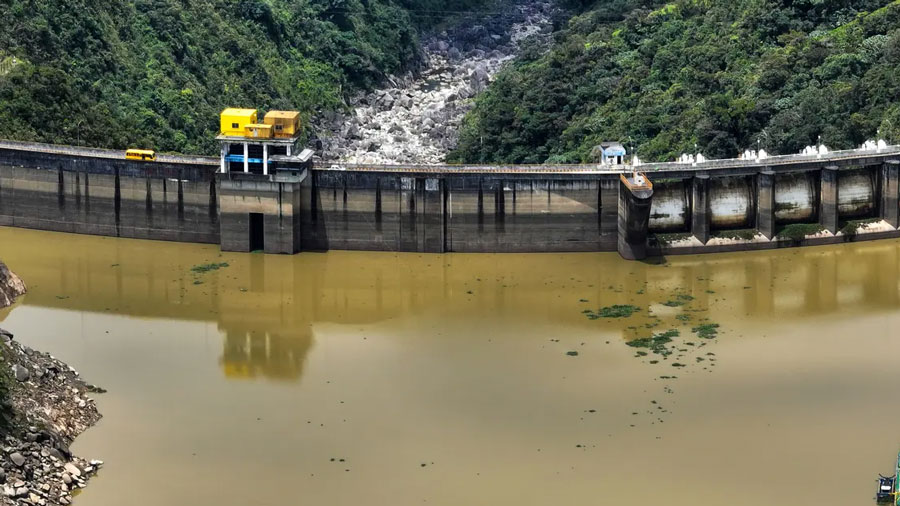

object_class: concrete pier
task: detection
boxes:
[218,173,304,254]
[756,170,775,239]
[883,160,900,228]
[691,174,710,244]
[617,174,653,260]
[819,165,839,234]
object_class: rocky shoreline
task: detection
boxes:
[0,262,104,506]
[317,0,560,164]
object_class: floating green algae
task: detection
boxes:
[691,323,720,339]
[584,304,640,319]
[190,262,229,274]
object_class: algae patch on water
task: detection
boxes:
[190,262,229,274]
[626,329,679,356]
[583,304,640,319]
[691,323,720,339]
[662,294,694,307]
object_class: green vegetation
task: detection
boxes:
[652,232,692,245]
[691,322,720,339]
[776,223,825,240]
[450,0,900,163]
[712,229,758,241]
[190,262,229,274]
[584,304,640,319]
[839,217,880,236]
[0,0,487,153]
[626,329,679,356]
[662,294,694,307]
[0,345,14,429]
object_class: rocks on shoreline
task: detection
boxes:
[0,328,104,506]
[1,261,104,506]
[0,263,25,309]
[316,0,559,164]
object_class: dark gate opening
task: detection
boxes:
[249,213,265,252]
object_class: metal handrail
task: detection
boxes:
[1,138,898,174]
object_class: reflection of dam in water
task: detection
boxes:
[4,227,900,381]
[220,329,311,381]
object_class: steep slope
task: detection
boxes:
[320,1,558,163]
[0,0,487,155]
[450,0,900,163]
[0,261,25,309]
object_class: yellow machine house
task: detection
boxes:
[217,107,304,176]
[263,111,301,138]
[220,108,258,137]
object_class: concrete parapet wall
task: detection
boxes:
[445,177,613,252]
[0,148,218,243]
[301,171,618,253]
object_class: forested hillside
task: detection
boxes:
[451,0,900,163]
[0,0,485,154]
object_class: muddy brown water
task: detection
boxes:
[1,226,899,505]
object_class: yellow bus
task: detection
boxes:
[125,149,156,161]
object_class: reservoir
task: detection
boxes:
[1,226,899,505]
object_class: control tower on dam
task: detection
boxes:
[0,128,899,259]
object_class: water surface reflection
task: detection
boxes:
[2,228,900,506]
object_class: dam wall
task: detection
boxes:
[299,171,621,252]
[1,140,900,259]
[0,147,219,244]
[645,159,899,255]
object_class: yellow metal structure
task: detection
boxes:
[263,110,301,138]
[125,149,156,161]
[220,108,257,137]
[244,123,273,138]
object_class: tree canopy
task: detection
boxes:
[450,0,900,163]
[0,0,486,154]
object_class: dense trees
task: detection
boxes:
[451,0,900,163]
[0,0,485,154]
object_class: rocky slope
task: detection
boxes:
[1,262,104,505]
[318,1,560,164]
[0,263,24,309]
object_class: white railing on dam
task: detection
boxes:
[313,144,900,174]
[2,138,899,174]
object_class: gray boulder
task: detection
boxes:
[13,364,29,382]
[9,452,25,467]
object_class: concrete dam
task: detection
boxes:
[1,139,899,260]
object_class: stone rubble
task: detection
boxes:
[317,1,559,165]
[0,263,25,309]
[0,328,104,506]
